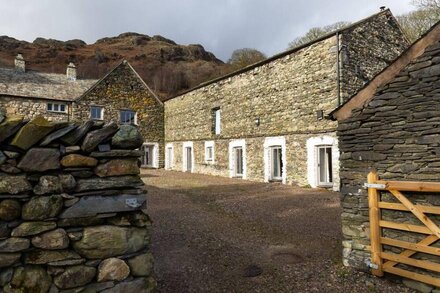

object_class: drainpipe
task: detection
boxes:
[336,32,341,106]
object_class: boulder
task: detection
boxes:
[107,211,151,228]
[17,148,60,172]
[61,154,98,168]
[10,116,58,150]
[0,199,21,220]
[95,159,140,177]
[53,265,96,289]
[97,258,130,282]
[0,253,20,268]
[3,151,20,159]
[81,122,118,152]
[127,252,154,277]
[31,228,69,250]
[111,125,144,149]
[11,221,56,237]
[0,115,24,143]
[60,120,94,146]
[22,195,63,220]
[73,225,149,259]
[33,175,63,195]
[40,123,77,146]
[0,267,13,286]
[0,237,30,252]
[3,266,51,293]
[65,145,81,154]
[0,175,32,195]
[75,176,143,192]
[25,249,82,264]
[0,222,11,238]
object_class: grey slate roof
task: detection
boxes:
[0,68,98,101]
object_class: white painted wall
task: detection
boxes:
[228,139,246,179]
[306,136,340,191]
[263,136,287,184]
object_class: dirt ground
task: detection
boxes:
[143,169,413,293]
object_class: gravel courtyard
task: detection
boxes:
[143,169,412,292]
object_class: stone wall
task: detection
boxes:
[337,40,440,279]
[74,61,165,168]
[340,10,409,101]
[0,114,155,292]
[0,96,72,122]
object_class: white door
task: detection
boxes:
[142,145,154,167]
[234,147,243,177]
[166,147,173,169]
[317,146,333,186]
[185,147,192,172]
[270,146,283,181]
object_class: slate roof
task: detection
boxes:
[0,68,98,101]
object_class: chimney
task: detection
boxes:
[66,62,77,81]
[15,54,25,73]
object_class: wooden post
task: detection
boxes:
[368,171,384,277]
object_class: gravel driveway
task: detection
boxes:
[143,169,412,292]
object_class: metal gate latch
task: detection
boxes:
[364,183,386,189]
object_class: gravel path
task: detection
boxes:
[143,169,413,293]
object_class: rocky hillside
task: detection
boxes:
[0,33,231,100]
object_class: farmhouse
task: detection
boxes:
[332,20,440,287]
[0,57,164,168]
[164,9,409,190]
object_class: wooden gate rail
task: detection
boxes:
[366,171,440,287]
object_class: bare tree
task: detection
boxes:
[227,48,266,70]
[397,8,439,41]
[287,22,350,49]
[412,0,440,11]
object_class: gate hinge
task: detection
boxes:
[364,183,386,189]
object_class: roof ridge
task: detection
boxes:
[166,9,393,101]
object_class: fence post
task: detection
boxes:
[368,171,384,277]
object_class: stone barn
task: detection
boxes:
[332,20,440,289]
[164,9,409,190]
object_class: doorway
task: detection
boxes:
[185,146,193,172]
[317,146,333,186]
[141,144,155,167]
[270,146,283,181]
[233,146,243,177]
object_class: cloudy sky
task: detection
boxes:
[0,0,415,61]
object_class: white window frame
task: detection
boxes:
[90,106,104,120]
[165,143,174,170]
[182,141,194,173]
[47,102,68,113]
[120,109,137,125]
[204,141,215,164]
[229,139,246,179]
[306,136,340,191]
[264,136,287,184]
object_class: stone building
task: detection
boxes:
[0,55,164,168]
[331,20,440,282]
[164,10,409,190]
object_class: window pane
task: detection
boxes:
[54,104,59,111]
[120,110,136,124]
[215,110,221,134]
[91,106,103,119]
[47,103,53,111]
[60,104,66,112]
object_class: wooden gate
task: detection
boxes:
[367,171,440,287]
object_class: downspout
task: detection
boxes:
[336,31,341,106]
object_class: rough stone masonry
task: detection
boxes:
[0,114,155,292]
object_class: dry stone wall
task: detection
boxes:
[337,40,440,281]
[0,114,155,292]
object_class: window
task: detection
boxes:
[212,107,221,135]
[47,103,67,113]
[120,110,137,125]
[204,141,215,164]
[90,106,104,120]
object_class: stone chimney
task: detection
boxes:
[15,54,25,73]
[66,62,77,81]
